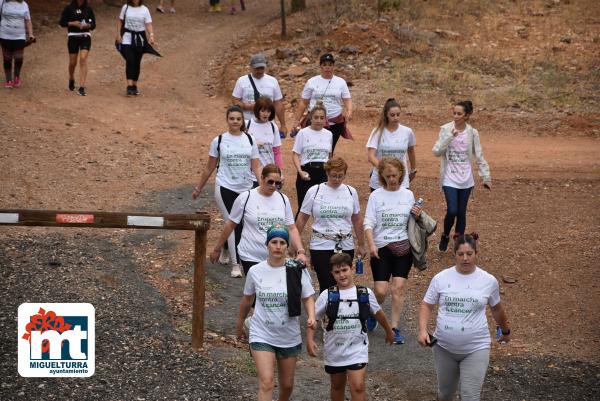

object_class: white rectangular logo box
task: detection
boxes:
[18,303,95,377]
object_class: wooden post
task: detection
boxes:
[280,0,287,38]
[192,228,207,350]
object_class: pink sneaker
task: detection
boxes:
[12,76,21,88]
[4,80,13,88]
[230,6,236,14]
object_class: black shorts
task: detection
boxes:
[68,35,92,54]
[325,363,367,374]
[370,246,412,281]
[0,39,26,51]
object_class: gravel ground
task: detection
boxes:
[1,187,598,401]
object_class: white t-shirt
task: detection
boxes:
[364,187,414,248]
[443,130,475,189]
[366,125,416,190]
[229,189,294,262]
[244,261,315,347]
[300,183,360,250]
[0,1,30,40]
[292,127,333,166]
[119,5,152,45]
[232,74,284,121]
[315,286,381,366]
[423,266,500,354]
[247,119,281,168]
[301,75,351,120]
[208,132,259,193]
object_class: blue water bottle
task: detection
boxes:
[356,256,363,275]
[412,198,424,217]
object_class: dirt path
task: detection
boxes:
[1,0,599,400]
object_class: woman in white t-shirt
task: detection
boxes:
[246,96,284,175]
[237,224,316,401]
[293,53,352,154]
[364,157,423,345]
[193,105,261,278]
[418,233,511,401]
[432,100,491,252]
[209,164,307,275]
[115,0,155,96]
[367,98,417,191]
[292,102,333,215]
[295,157,365,293]
[0,0,34,88]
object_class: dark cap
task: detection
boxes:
[319,53,335,64]
[250,53,267,68]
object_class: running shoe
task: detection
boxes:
[69,79,75,91]
[78,87,86,96]
[230,6,236,14]
[169,7,176,13]
[126,86,135,96]
[156,6,165,13]
[132,85,139,95]
[214,4,221,12]
[438,234,449,252]
[392,327,405,344]
[218,248,230,265]
[240,0,246,10]
[366,316,378,332]
[12,76,21,88]
[5,80,13,88]
[230,264,243,278]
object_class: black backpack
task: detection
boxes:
[325,285,371,333]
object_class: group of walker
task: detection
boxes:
[191,54,510,401]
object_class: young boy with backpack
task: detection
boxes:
[307,253,394,401]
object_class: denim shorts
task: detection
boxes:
[250,342,302,359]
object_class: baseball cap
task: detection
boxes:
[250,53,267,68]
[319,53,335,64]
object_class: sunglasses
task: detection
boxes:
[266,179,283,187]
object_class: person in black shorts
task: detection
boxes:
[60,0,96,96]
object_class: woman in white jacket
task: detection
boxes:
[432,101,491,252]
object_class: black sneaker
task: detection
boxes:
[126,86,135,96]
[69,79,75,91]
[438,234,449,252]
[132,85,139,95]
[78,87,86,96]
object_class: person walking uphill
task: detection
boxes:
[432,100,491,252]
[116,0,159,96]
[232,53,288,137]
[60,0,96,96]
[0,0,35,88]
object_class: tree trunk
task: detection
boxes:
[291,0,306,13]
[280,0,287,37]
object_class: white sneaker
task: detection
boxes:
[218,248,230,265]
[169,7,176,13]
[230,264,243,278]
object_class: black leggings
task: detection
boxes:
[329,122,344,155]
[121,45,144,81]
[311,249,355,293]
[295,162,327,216]
[1,40,25,81]
[217,185,243,258]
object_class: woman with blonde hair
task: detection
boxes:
[364,157,423,343]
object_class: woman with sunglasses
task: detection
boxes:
[210,164,307,275]
[367,98,417,192]
[292,102,333,215]
[295,157,365,293]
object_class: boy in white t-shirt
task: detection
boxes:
[307,253,394,401]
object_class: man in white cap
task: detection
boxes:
[232,53,288,136]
